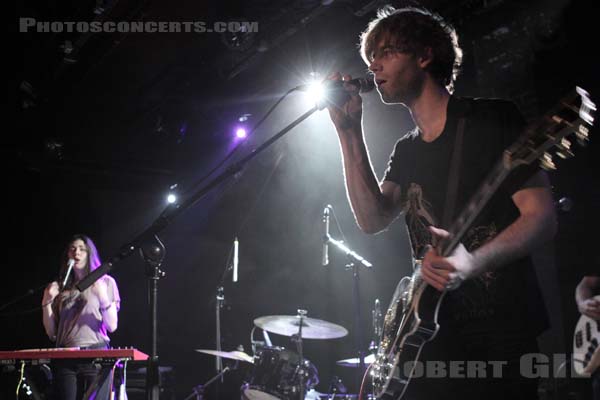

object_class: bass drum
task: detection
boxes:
[242,346,319,400]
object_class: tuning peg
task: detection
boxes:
[540,152,556,170]
[559,138,572,149]
[556,138,574,159]
[556,150,574,159]
[576,124,589,146]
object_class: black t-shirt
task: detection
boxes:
[383,96,549,336]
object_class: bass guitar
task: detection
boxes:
[573,313,600,376]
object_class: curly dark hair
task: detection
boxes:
[360,5,463,93]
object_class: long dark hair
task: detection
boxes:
[59,234,102,289]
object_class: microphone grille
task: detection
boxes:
[358,77,376,93]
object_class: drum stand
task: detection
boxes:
[183,366,231,400]
[291,309,307,400]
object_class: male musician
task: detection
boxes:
[326,6,556,399]
[576,275,600,400]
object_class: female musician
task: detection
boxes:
[42,234,120,400]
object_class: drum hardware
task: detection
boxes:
[241,345,319,400]
[325,375,348,400]
[182,366,231,400]
[190,347,252,400]
[195,349,254,364]
[293,309,307,400]
[250,326,274,357]
[335,353,376,368]
[245,309,345,400]
[253,314,348,339]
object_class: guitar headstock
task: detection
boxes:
[505,86,596,170]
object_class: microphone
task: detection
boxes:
[233,237,239,282]
[297,76,376,94]
[62,259,75,288]
[333,76,376,93]
[322,205,331,266]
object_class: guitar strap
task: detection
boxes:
[441,117,466,230]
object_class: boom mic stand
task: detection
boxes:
[74,99,328,400]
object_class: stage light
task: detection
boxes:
[236,127,247,139]
[306,80,325,105]
[166,193,177,204]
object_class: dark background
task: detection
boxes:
[6,0,599,399]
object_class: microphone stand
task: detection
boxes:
[140,235,166,400]
[324,235,373,387]
[213,239,238,389]
[216,286,224,375]
[291,309,307,400]
[74,103,323,400]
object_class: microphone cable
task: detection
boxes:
[180,86,299,199]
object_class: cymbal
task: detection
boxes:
[254,315,348,339]
[336,353,376,367]
[195,349,254,363]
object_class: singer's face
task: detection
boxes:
[68,239,88,270]
[368,40,426,106]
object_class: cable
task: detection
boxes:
[120,359,129,400]
[236,151,284,236]
[0,305,45,317]
[210,93,293,302]
[329,205,348,244]
[0,284,47,312]
[182,87,299,198]
[108,358,129,399]
[15,361,25,399]
[358,363,373,400]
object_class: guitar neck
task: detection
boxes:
[439,157,511,257]
[438,87,595,257]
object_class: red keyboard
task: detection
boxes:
[0,348,149,364]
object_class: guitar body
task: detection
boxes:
[372,264,446,400]
[573,314,600,376]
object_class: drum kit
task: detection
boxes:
[194,310,373,400]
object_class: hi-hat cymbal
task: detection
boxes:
[336,353,376,367]
[254,315,348,339]
[195,349,254,363]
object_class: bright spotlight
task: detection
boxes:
[306,80,325,104]
[235,127,247,139]
[167,193,177,204]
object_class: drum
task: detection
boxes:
[242,346,319,400]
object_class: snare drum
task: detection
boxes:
[242,346,319,400]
